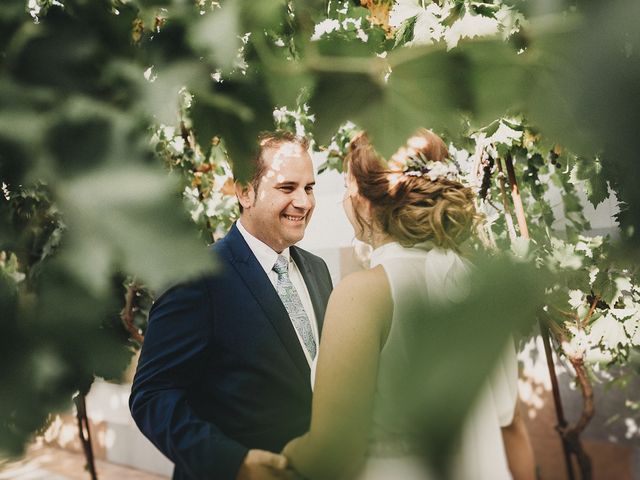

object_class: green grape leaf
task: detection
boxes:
[311,38,528,157]
[188,2,241,71]
[310,49,466,157]
[394,15,418,49]
[240,0,284,35]
[0,110,44,186]
[265,65,316,110]
[46,96,114,173]
[442,2,466,28]
[58,166,213,294]
[592,268,617,306]
[572,157,609,208]
[190,74,275,182]
[143,61,209,127]
[471,3,500,18]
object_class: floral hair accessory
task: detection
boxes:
[388,146,460,182]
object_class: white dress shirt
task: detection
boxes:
[236,220,319,366]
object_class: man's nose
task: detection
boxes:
[292,189,311,209]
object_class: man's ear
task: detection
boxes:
[235,181,255,209]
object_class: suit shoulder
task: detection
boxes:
[210,236,229,257]
[152,276,210,307]
[295,247,328,267]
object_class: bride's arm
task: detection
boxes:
[283,267,392,480]
[501,405,536,480]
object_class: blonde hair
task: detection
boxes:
[345,130,479,250]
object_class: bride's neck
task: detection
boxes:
[370,231,395,250]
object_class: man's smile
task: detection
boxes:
[282,214,306,222]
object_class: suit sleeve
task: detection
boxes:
[323,260,334,290]
[129,280,248,480]
[312,255,334,291]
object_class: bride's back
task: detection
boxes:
[367,242,515,480]
[369,242,470,443]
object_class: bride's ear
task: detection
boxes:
[361,196,375,223]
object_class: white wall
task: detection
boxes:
[87,381,174,477]
[298,168,354,251]
[297,164,358,284]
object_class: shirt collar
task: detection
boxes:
[236,219,291,274]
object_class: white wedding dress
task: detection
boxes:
[313,242,517,480]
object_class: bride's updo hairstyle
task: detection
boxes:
[345,129,478,250]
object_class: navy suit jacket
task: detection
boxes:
[129,224,333,480]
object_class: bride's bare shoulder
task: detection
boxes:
[330,266,390,304]
[325,267,392,340]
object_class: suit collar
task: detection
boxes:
[223,223,252,263]
[290,246,326,334]
[235,219,291,275]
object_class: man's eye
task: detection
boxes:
[279,186,294,192]
[305,186,314,193]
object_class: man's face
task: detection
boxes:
[238,142,316,252]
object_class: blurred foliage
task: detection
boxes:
[0,0,212,456]
[463,117,640,438]
[0,185,136,455]
[406,253,545,475]
[524,0,640,242]
[2,0,640,465]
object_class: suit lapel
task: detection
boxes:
[223,225,310,380]
[290,246,327,335]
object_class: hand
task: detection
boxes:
[235,449,301,480]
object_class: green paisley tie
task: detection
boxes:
[273,255,317,360]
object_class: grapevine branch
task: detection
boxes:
[504,152,593,480]
[551,305,581,323]
[553,344,595,480]
[120,281,145,345]
[563,355,595,439]
[74,393,98,480]
[495,156,518,243]
[539,319,574,480]
[546,315,569,340]
[554,295,599,479]
[504,152,530,239]
[581,294,600,329]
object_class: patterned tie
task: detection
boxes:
[273,255,317,360]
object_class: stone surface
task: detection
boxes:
[0,444,168,480]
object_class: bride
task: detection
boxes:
[282,130,535,479]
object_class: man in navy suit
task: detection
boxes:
[130,132,333,480]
